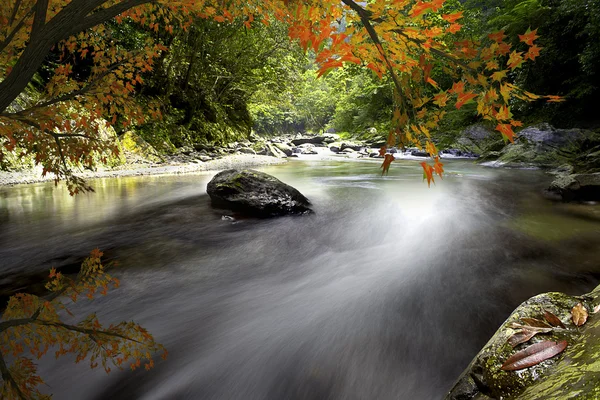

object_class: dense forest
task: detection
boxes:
[2,0,599,168]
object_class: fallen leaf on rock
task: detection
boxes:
[521,317,552,329]
[593,304,600,314]
[572,303,588,326]
[543,310,566,329]
[508,329,538,347]
[508,322,552,333]
[501,340,568,371]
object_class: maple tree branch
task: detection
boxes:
[34,320,144,344]
[0,6,35,53]
[3,60,127,118]
[340,0,409,125]
[9,0,24,26]
[392,29,475,72]
[68,0,156,37]
[31,0,49,42]
[0,352,27,400]
[340,0,402,91]
[10,117,99,142]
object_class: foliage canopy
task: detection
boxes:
[0,0,560,190]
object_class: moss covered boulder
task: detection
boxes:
[206,169,312,217]
[446,285,600,399]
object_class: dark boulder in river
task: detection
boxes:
[207,169,312,217]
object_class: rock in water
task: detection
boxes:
[207,169,312,217]
[548,172,600,201]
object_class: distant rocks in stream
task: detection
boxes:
[547,172,600,202]
[207,169,312,217]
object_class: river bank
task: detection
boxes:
[0,154,288,187]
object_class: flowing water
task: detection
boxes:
[1,159,600,400]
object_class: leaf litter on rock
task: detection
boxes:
[520,317,553,329]
[543,310,566,329]
[571,303,588,326]
[501,341,568,371]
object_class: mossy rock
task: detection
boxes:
[206,169,312,217]
[446,287,600,399]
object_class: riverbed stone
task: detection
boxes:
[272,143,293,156]
[548,173,600,201]
[206,169,312,217]
[265,143,288,158]
[446,286,600,400]
[237,147,256,155]
[291,136,326,146]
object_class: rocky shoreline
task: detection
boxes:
[0,154,288,187]
[2,123,599,201]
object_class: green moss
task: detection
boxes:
[448,291,598,399]
[120,131,162,162]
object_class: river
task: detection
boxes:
[1,158,600,399]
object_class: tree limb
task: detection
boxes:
[2,59,127,118]
[30,0,49,42]
[35,320,144,344]
[392,29,475,72]
[0,6,35,53]
[66,0,156,38]
[340,0,409,123]
[0,352,27,400]
[8,0,24,26]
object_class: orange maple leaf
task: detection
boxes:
[456,92,478,109]
[447,23,461,34]
[381,154,394,175]
[526,44,542,60]
[420,162,435,187]
[497,43,512,56]
[433,157,444,178]
[546,95,565,103]
[442,11,463,23]
[496,105,512,121]
[450,81,465,94]
[410,1,431,17]
[496,123,516,142]
[507,51,524,70]
[433,91,449,107]
[518,29,539,46]
[488,30,505,43]
[426,77,439,88]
